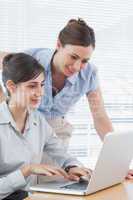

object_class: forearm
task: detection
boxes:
[87,89,113,140]
[93,111,113,140]
[0,169,27,199]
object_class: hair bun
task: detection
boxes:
[77,18,87,26]
[67,19,77,25]
[2,53,14,66]
[67,18,87,26]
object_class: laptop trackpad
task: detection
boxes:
[60,177,89,190]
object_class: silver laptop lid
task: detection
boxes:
[86,131,133,194]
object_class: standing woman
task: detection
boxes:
[0,53,90,200]
[24,18,113,148]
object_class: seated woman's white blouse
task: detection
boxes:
[0,101,82,199]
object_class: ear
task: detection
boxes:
[6,80,16,95]
[56,39,63,50]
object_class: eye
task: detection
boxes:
[41,83,45,87]
[28,85,36,89]
[82,59,88,64]
[41,80,45,87]
[70,55,77,60]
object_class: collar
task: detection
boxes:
[0,101,13,124]
[66,72,79,85]
[0,101,38,132]
[80,63,90,81]
[45,49,88,84]
[66,63,91,84]
[44,49,55,73]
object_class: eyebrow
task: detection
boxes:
[28,79,45,84]
[71,53,90,61]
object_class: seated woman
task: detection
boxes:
[0,53,90,200]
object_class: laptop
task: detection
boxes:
[30,131,133,196]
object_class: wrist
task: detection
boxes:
[65,165,77,173]
[21,164,31,177]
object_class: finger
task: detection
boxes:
[68,174,80,181]
[56,168,69,179]
[31,167,52,176]
[44,167,62,176]
[32,164,61,176]
[69,169,88,177]
[44,165,69,178]
[83,167,92,174]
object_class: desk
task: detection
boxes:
[25,180,133,200]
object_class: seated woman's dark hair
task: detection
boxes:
[2,53,44,87]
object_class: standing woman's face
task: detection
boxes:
[56,42,94,77]
[8,72,45,110]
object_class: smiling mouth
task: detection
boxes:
[67,68,75,74]
[31,99,41,103]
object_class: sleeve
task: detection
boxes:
[86,64,99,95]
[42,120,83,169]
[0,170,27,199]
[23,48,46,69]
[23,48,39,57]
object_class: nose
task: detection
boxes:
[73,60,82,72]
[36,86,44,97]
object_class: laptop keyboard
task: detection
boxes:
[61,180,88,190]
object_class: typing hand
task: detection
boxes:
[21,164,69,179]
[67,167,92,182]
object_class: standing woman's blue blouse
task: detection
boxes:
[25,48,99,120]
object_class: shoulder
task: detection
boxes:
[0,101,8,121]
[0,102,10,131]
[24,48,54,68]
[31,109,52,130]
[24,48,52,57]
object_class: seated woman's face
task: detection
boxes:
[13,72,45,109]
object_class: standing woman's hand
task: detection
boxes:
[126,169,133,180]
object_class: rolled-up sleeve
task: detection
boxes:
[86,64,99,95]
[0,169,26,199]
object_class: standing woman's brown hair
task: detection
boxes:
[58,18,95,48]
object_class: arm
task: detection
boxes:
[0,162,70,199]
[44,122,92,181]
[0,169,27,199]
[87,88,113,140]
[44,121,83,168]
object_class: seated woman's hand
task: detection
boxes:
[21,164,69,179]
[67,167,92,181]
